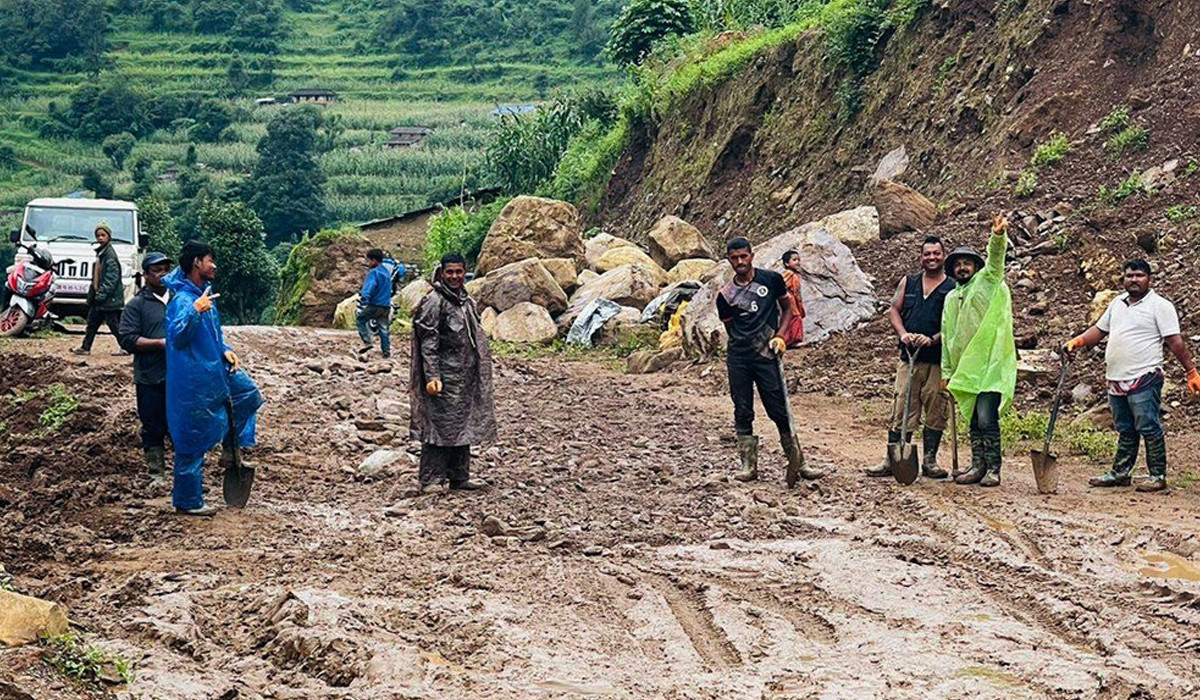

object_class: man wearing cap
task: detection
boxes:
[1064,259,1200,492]
[74,224,124,355]
[356,248,393,359]
[118,253,174,481]
[941,215,1017,487]
[718,237,823,487]
[867,235,956,480]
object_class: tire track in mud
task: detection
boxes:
[728,584,838,646]
[645,574,743,670]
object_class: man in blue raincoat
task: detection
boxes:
[164,240,264,516]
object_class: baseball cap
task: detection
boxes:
[142,252,174,270]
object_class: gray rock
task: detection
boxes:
[357,450,404,477]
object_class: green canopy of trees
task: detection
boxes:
[247,106,327,245]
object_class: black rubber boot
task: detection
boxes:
[782,432,823,487]
[922,429,948,479]
[145,447,166,482]
[866,430,902,477]
[979,429,1002,487]
[1137,435,1168,492]
[734,435,759,482]
[1089,432,1137,487]
[955,428,986,485]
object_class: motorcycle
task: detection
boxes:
[1,240,74,337]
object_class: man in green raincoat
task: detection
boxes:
[941,215,1017,487]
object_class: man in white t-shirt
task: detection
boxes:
[1064,260,1200,492]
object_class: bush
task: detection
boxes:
[1105,125,1148,158]
[1166,205,1197,223]
[485,97,587,196]
[138,195,182,259]
[422,197,511,269]
[55,80,153,142]
[1098,172,1146,205]
[605,0,694,66]
[543,119,630,211]
[1014,169,1037,198]
[102,132,136,170]
[1030,132,1070,169]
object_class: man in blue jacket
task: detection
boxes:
[356,248,393,359]
[164,241,264,516]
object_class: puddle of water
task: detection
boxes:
[955,666,1022,688]
[537,680,622,695]
[419,650,465,674]
[1138,552,1200,582]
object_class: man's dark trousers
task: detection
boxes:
[728,353,790,436]
[136,382,168,450]
[81,307,122,351]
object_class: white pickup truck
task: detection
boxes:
[8,198,147,317]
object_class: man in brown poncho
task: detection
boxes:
[410,253,496,493]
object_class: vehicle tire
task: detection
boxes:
[0,304,30,337]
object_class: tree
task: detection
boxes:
[247,106,326,245]
[195,195,280,325]
[102,132,136,170]
[188,99,233,142]
[226,54,250,95]
[82,168,113,199]
[605,0,693,67]
[56,80,153,142]
[0,0,107,69]
[130,156,153,199]
[137,194,182,259]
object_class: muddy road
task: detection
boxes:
[2,328,1199,699]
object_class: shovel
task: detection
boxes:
[946,390,961,478]
[889,351,920,485]
[221,397,255,508]
[1030,354,1070,494]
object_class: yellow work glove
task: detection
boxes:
[768,336,786,355]
[193,287,213,314]
[426,379,443,396]
[223,350,240,374]
[1187,368,1200,396]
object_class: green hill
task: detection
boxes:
[0,0,619,233]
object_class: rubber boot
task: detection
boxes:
[1136,435,1168,492]
[450,480,487,491]
[865,430,902,477]
[921,429,948,479]
[733,435,759,482]
[782,433,823,487]
[1089,432,1137,487]
[145,447,166,483]
[955,428,986,485]
[978,430,1002,487]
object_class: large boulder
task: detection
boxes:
[681,219,876,356]
[275,229,374,327]
[584,233,638,270]
[595,247,668,283]
[870,145,909,187]
[474,258,568,314]
[819,206,879,244]
[1089,290,1121,325]
[561,264,662,327]
[476,196,585,275]
[333,294,360,330]
[540,257,579,293]
[596,305,647,346]
[667,258,720,285]
[577,269,600,287]
[396,279,432,314]
[0,590,69,646]
[480,306,498,337]
[646,216,715,269]
[874,180,936,238]
[493,302,558,344]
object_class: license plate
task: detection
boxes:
[55,281,90,295]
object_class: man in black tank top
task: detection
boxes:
[867,236,956,479]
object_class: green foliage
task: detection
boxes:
[138,195,182,258]
[824,0,890,79]
[44,633,132,687]
[53,80,154,142]
[1166,205,1197,223]
[1014,169,1037,198]
[0,144,17,171]
[606,0,695,66]
[1000,408,1115,461]
[38,385,78,433]
[485,97,589,195]
[247,105,326,244]
[82,168,113,198]
[689,0,822,31]
[102,132,136,170]
[422,197,511,269]
[1098,172,1146,205]
[1030,132,1070,169]
[0,0,108,70]
[189,99,235,142]
[1105,124,1148,158]
[1098,106,1131,132]
[196,194,280,324]
[543,118,630,212]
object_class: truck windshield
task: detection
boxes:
[24,207,136,245]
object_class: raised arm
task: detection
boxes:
[985,215,1009,278]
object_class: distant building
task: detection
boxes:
[254,97,277,107]
[491,104,537,117]
[290,89,339,105]
[356,188,502,268]
[384,126,433,149]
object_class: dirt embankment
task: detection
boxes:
[2,330,1200,699]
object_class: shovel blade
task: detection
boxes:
[223,465,255,508]
[889,444,919,485]
[1030,449,1058,494]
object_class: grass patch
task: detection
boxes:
[1001,408,1116,462]
[1098,171,1147,206]
[44,633,133,687]
[1013,169,1037,198]
[1099,106,1148,158]
[38,385,79,434]
[1030,133,1071,169]
[1166,205,1197,223]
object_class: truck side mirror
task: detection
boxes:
[138,233,150,248]
[8,229,17,244]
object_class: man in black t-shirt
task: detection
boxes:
[718,237,824,487]
[866,235,956,479]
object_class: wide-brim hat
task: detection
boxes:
[945,245,984,271]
